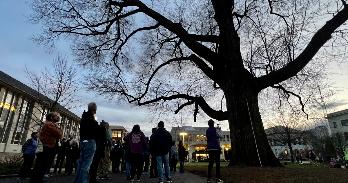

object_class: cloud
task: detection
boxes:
[316,100,348,110]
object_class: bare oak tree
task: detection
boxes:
[31,0,348,166]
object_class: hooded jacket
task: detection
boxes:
[124,131,146,154]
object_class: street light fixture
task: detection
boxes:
[180,132,188,145]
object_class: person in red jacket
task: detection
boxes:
[30,112,63,183]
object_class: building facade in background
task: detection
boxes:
[0,71,80,153]
[327,109,348,139]
[109,125,128,142]
[265,126,313,160]
[170,126,231,162]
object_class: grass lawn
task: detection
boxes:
[185,162,348,183]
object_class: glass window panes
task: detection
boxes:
[341,120,348,127]
[11,99,29,144]
[0,91,17,143]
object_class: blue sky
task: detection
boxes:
[0,0,157,134]
[0,0,347,133]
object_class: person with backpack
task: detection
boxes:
[206,119,223,183]
[150,121,173,183]
[178,141,187,173]
[124,125,146,182]
[169,141,178,173]
[19,132,38,179]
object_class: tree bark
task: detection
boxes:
[225,87,282,167]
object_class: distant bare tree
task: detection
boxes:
[267,112,311,163]
[26,55,80,128]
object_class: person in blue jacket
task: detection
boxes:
[19,132,38,179]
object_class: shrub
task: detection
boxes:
[0,154,23,175]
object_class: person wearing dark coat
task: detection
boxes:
[110,140,123,173]
[74,102,99,183]
[206,119,222,183]
[54,138,68,174]
[178,141,187,173]
[65,138,79,175]
[150,121,173,183]
[89,120,108,183]
[149,128,158,178]
[143,137,150,173]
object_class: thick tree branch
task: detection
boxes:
[138,94,228,121]
[109,0,219,65]
[189,54,215,80]
[174,100,195,114]
[258,5,348,90]
[189,34,219,43]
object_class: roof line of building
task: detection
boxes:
[327,108,348,118]
[0,70,80,120]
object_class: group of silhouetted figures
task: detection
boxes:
[19,102,223,183]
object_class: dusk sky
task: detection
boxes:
[0,0,348,133]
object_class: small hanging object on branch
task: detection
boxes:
[194,101,199,122]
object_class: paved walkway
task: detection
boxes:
[1,172,206,183]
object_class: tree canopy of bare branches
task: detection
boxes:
[26,55,80,127]
[31,0,348,166]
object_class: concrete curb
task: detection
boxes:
[0,174,19,179]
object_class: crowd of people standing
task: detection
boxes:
[18,102,223,183]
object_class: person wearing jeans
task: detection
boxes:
[206,119,223,183]
[75,139,96,183]
[74,102,99,183]
[150,121,173,183]
[156,153,170,182]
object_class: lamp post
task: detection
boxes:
[180,132,188,145]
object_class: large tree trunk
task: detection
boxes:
[225,88,281,167]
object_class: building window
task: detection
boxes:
[112,130,122,139]
[333,122,337,128]
[11,99,29,144]
[0,90,17,143]
[341,120,348,127]
[344,132,348,141]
